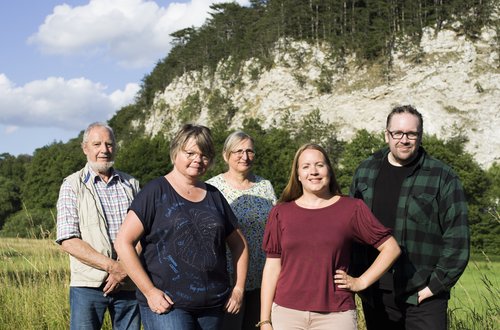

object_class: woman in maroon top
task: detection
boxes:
[258,144,401,330]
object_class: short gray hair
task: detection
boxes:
[82,122,116,147]
[222,131,254,161]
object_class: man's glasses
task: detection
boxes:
[183,150,210,163]
[387,130,420,140]
[231,149,255,157]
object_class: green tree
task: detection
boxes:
[0,208,55,239]
[0,153,31,226]
[115,135,171,186]
[337,129,385,192]
[21,139,85,210]
[242,118,300,196]
[0,177,20,228]
[485,163,500,204]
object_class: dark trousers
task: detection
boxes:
[362,288,449,330]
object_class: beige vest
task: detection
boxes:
[64,163,139,288]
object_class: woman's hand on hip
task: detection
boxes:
[334,269,368,292]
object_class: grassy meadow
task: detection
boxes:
[0,238,498,330]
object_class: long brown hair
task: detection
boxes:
[279,143,341,203]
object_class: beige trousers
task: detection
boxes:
[271,303,357,330]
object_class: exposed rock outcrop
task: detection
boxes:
[143,26,499,168]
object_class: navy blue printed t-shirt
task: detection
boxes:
[129,177,238,310]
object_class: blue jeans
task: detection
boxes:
[140,305,224,330]
[69,286,140,330]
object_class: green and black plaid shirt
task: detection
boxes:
[350,147,469,305]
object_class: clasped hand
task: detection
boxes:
[103,260,128,296]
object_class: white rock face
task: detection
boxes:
[145,27,500,168]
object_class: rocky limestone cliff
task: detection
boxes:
[142,26,499,168]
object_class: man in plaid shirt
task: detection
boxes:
[350,105,469,330]
[56,122,140,330]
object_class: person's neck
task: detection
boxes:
[98,172,111,183]
[166,170,201,194]
[296,190,337,208]
[387,152,418,167]
[223,170,253,190]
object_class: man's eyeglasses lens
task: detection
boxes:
[388,131,420,140]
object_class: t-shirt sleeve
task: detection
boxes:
[265,180,278,205]
[205,182,238,237]
[351,199,392,248]
[262,205,282,258]
[218,189,238,237]
[128,178,160,235]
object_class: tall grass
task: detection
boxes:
[448,253,500,330]
[0,238,112,329]
[1,237,498,329]
[0,238,69,329]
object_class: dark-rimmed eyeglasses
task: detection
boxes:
[387,130,420,140]
[231,149,255,157]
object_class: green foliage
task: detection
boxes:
[486,163,500,203]
[0,153,31,226]
[314,66,333,94]
[178,92,202,123]
[202,121,232,180]
[108,103,145,144]
[207,90,238,126]
[114,135,172,185]
[0,177,20,229]
[292,72,307,87]
[21,139,85,210]
[0,153,31,185]
[1,208,55,239]
[337,129,385,192]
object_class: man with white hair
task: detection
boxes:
[56,122,140,330]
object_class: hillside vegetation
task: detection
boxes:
[0,0,498,254]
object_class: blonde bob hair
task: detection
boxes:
[279,143,341,203]
[222,130,255,162]
[169,124,215,166]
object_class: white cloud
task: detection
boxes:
[4,125,19,135]
[110,83,141,108]
[28,0,250,68]
[0,74,139,130]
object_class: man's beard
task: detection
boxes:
[89,161,114,174]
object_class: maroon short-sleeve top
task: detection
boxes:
[262,196,391,312]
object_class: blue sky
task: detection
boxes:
[0,0,248,156]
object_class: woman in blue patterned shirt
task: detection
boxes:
[207,131,277,330]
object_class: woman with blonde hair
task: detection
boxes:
[115,124,249,330]
[207,131,276,330]
[258,143,400,330]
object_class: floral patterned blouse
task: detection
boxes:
[207,173,277,291]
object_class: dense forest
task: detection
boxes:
[0,0,498,254]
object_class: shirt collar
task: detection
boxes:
[83,163,120,184]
